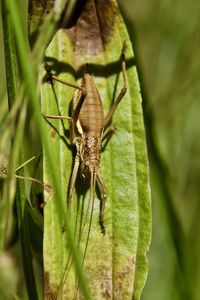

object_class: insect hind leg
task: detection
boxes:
[97,171,107,235]
[67,154,80,214]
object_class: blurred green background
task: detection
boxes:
[118,1,200,300]
[1,0,200,299]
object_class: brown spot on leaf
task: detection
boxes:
[95,0,118,44]
[65,0,117,59]
[102,289,111,299]
[74,0,104,57]
[115,257,136,298]
[44,272,59,300]
[101,267,112,299]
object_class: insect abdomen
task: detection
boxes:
[79,74,104,137]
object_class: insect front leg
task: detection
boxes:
[103,43,128,128]
[97,171,107,235]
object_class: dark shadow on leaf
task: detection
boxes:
[44,56,135,81]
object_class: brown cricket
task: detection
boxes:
[44,43,127,234]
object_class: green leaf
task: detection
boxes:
[40,1,151,299]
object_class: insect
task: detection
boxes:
[44,43,127,234]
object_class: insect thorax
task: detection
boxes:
[80,136,101,174]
